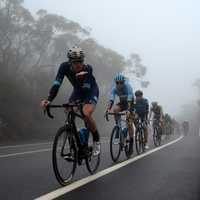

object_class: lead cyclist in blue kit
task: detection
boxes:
[41,46,101,156]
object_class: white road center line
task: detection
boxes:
[0,142,52,149]
[0,148,52,158]
[0,140,109,158]
[35,135,183,200]
[0,138,109,150]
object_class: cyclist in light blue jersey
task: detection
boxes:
[106,73,134,154]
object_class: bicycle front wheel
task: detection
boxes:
[52,126,77,186]
[135,129,142,155]
[110,126,121,162]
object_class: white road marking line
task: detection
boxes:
[35,136,183,200]
[0,148,52,158]
[0,142,52,149]
[0,140,109,158]
[0,138,109,150]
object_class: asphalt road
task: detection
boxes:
[0,134,199,200]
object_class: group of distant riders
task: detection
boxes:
[41,46,183,157]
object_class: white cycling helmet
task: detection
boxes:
[67,46,84,62]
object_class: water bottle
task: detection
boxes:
[79,128,89,145]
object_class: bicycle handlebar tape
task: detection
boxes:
[46,106,54,119]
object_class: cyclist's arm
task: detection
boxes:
[108,86,116,110]
[48,63,65,102]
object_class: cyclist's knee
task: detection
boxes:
[113,105,121,113]
[127,119,133,127]
[83,104,95,118]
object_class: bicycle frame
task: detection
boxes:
[46,103,100,185]
[106,112,128,145]
[46,104,86,151]
[135,117,144,130]
[106,112,127,130]
[66,110,85,149]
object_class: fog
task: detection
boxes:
[0,0,200,143]
[24,0,200,116]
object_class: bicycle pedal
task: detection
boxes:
[63,154,74,162]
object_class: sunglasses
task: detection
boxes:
[116,81,124,85]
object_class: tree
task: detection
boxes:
[0,0,149,142]
[125,53,149,88]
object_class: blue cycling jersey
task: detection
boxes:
[109,81,134,103]
[135,98,149,116]
[48,62,99,102]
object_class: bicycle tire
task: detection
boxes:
[110,126,121,162]
[52,126,77,186]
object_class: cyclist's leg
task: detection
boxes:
[83,103,99,142]
[68,91,88,154]
[83,88,101,155]
[125,103,134,154]
[160,117,164,135]
[83,86,99,140]
[69,90,99,141]
[113,102,123,123]
[127,115,134,138]
[124,102,133,139]
[83,105,100,156]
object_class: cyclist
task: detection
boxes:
[40,46,101,156]
[163,113,173,136]
[134,90,149,149]
[106,73,134,154]
[149,102,164,131]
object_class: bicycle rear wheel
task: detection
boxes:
[153,127,161,147]
[52,126,77,186]
[110,126,121,162]
[86,133,100,174]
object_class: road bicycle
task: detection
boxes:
[45,103,100,186]
[152,118,162,147]
[134,116,146,154]
[105,112,131,162]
